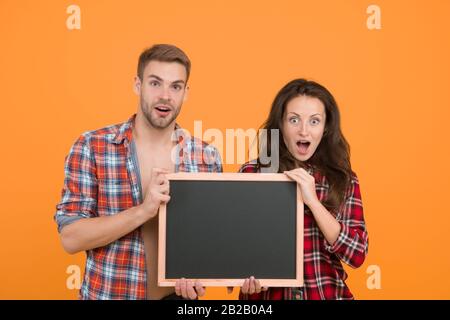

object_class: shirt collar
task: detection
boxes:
[112,114,135,144]
[112,114,184,144]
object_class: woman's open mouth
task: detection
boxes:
[296,140,311,155]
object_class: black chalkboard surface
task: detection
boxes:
[158,173,303,287]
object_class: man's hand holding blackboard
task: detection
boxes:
[175,278,206,299]
[141,168,171,220]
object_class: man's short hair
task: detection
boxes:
[137,44,191,82]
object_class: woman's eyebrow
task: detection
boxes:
[287,112,323,117]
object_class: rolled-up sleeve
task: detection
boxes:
[210,145,223,173]
[54,135,98,233]
[324,175,368,268]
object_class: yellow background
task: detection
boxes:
[1,0,449,299]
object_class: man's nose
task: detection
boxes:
[159,85,171,100]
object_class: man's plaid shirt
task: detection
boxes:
[55,115,222,299]
[239,162,368,300]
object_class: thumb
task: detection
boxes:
[227,287,234,294]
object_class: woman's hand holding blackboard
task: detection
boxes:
[285,169,341,247]
[226,278,268,295]
[284,168,319,207]
[141,168,171,220]
[240,276,268,295]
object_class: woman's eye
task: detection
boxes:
[289,117,299,124]
[310,118,320,125]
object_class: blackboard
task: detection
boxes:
[158,173,303,287]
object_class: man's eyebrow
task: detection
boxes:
[147,74,185,84]
[147,74,163,81]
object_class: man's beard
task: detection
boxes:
[141,96,181,129]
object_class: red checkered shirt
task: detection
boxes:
[238,162,368,300]
[55,115,222,299]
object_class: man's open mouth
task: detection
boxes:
[154,105,171,115]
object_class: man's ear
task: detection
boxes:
[133,76,141,95]
[183,85,189,103]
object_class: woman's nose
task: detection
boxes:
[298,122,309,136]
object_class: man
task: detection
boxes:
[55,44,222,300]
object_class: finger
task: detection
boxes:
[294,168,311,177]
[180,278,188,299]
[298,168,316,182]
[287,170,303,178]
[186,280,197,300]
[161,179,170,187]
[151,169,169,184]
[285,172,301,184]
[255,279,262,294]
[227,287,234,294]
[151,168,169,180]
[158,183,170,195]
[158,194,171,203]
[286,171,308,184]
[297,168,313,180]
[262,287,269,291]
[299,167,314,177]
[284,171,301,183]
[154,175,167,185]
[242,278,249,294]
[249,276,256,295]
[287,168,304,175]
[195,280,206,297]
[175,280,181,296]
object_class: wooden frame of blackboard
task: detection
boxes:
[158,172,304,287]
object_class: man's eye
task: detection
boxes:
[172,85,181,91]
[150,81,160,86]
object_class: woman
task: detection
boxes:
[239,79,368,300]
